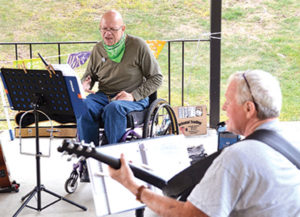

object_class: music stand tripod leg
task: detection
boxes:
[21,187,36,201]
[42,186,87,210]
[13,188,38,217]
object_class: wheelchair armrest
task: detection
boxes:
[126,109,149,128]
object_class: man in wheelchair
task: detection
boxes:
[77,9,163,147]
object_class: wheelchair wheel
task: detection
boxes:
[143,98,179,138]
[65,170,79,194]
[65,177,78,194]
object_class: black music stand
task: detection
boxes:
[0,67,87,216]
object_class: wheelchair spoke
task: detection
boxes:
[143,99,178,138]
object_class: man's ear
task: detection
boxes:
[244,101,256,117]
[247,102,251,112]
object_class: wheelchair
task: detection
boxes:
[64,92,179,194]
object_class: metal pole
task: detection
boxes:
[168,41,171,105]
[34,109,42,210]
[29,44,33,59]
[181,41,184,106]
[209,0,222,128]
[15,44,18,60]
[58,43,61,64]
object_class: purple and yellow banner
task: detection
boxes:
[13,58,45,69]
[67,51,91,69]
[146,40,166,59]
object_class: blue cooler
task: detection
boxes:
[216,122,240,151]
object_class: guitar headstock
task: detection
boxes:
[57,139,96,160]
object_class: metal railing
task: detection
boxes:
[0,38,217,125]
[0,40,209,105]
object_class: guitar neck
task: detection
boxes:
[89,150,168,190]
[57,140,168,190]
[58,139,220,200]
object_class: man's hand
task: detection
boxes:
[113,91,134,101]
[82,75,95,94]
[108,154,138,190]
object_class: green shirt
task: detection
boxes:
[82,34,163,101]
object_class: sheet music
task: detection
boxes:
[52,64,86,99]
[138,136,190,181]
[87,145,145,216]
[87,135,191,216]
[51,64,86,118]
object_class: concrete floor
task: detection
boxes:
[0,132,162,217]
[0,121,299,217]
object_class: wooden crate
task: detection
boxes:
[15,126,77,138]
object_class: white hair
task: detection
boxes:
[228,70,282,119]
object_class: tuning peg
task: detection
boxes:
[60,151,68,157]
[77,145,83,151]
[86,147,92,153]
[67,153,77,161]
[71,153,77,158]
[89,142,95,148]
[78,156,86,161]
[67,143,75,149]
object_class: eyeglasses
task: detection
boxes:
[100,26,123,33]
[242,72,258,110]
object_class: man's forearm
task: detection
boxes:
[131,73,163,101]
[109,155,208,217]
[136,187,208,217]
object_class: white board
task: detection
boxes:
[87,134,190,216]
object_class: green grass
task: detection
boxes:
[0,0,299,130]
[223,8,245,21]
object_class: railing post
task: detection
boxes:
[15,44,18,60]
[181,41,184,106]
[168,41,171,105]
[58,43,61,64]
[210,0,222,128]
[29,44,33,59]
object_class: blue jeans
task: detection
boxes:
[77,91,149,145]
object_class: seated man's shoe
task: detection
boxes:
[80,161,90,183]
[99,133,109,146]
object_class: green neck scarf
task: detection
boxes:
[103,33,126,63]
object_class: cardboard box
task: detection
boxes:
[173,105,207,136]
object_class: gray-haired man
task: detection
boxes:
[109,70,300,217]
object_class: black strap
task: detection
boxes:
[162,129,299,200]
[245,129,300,169]
[163,150,222,198]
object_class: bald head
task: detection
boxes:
[100,10,126,46]
[101,10,124,26]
